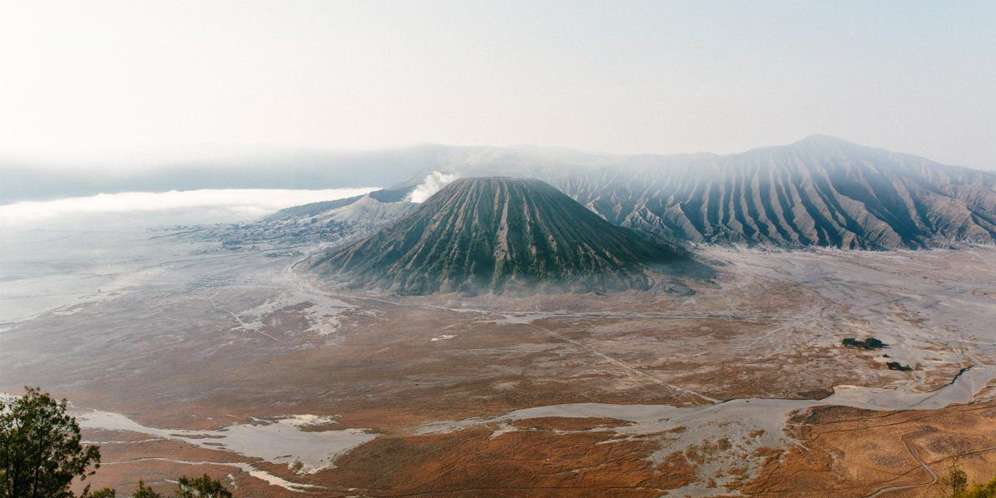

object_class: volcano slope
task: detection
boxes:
[311,177,694,295]
[338,136,996,249]
[556,136,996,249]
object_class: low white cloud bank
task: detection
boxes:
[0,188,376,227]
[408,171,458,203]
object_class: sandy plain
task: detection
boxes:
[1,239,994,497]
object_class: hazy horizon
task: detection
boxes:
[2,1,994,171]
[3,133,994,205]
[4,133,996,172]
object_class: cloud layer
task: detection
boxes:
[0,188,375,227]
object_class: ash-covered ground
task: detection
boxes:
[2,218,994,497]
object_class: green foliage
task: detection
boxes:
[946,464,970,496]
[176,474,233,498]
[944,462,996,498]
[841,337,887,350]
[952,476,996,498]
[864,337,884,349]
[1,388,231,498]
[886,361,914,371]
[0,387,102,498]
[125,476,231,498]
[132,481,164,498]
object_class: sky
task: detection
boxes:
[1,0,994,169]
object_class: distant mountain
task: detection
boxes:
[403,137,993,249]
[182,187,416,249]
[28,136,990,250]
[264,186,414,225]
[537,136,996,249]
[262,136,996,249]
[311,178,690,295]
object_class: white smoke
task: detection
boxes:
[0,188,376,227]
[408,171,458,203]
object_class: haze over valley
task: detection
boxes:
[2,2,996,497]
[3,135,996,497]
